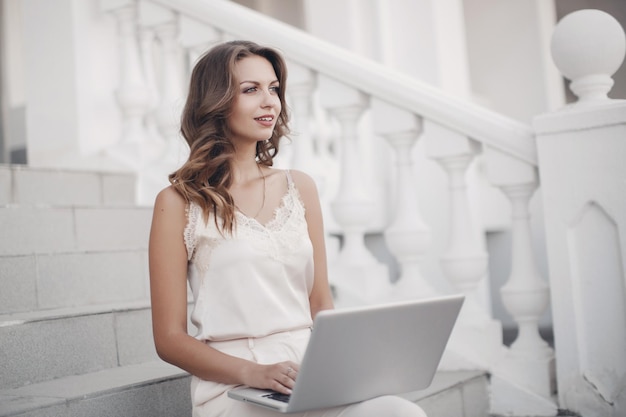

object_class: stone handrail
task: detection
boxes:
[152,0,537,165]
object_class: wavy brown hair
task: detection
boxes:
[169,40,290,234]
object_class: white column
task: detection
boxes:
[438,152,488,294]
[501,182,552,360]
[106,2,154,169]
[331,103,374,264]
[484,147,557,416]
[371,99,435,300]
[533,9,626,416]
[285,62,318,176]
[318,76,389,307]
[137,1,187,172]
[138,26,164,160]
[153,20,187,168]
[424,123,503,370]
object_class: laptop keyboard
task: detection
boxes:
[263,392,291,403]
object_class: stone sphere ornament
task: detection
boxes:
[551,9,626,103]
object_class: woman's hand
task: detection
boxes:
[241,361,299,395]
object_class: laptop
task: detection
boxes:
[227,294,464,413]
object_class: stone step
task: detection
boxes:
[0,365,487,417]
[0,249,149,314]
[0,205,153,257]
[0,361,191,417]
[405,370,489,417]
[0,198,154,314]
[0,164,137,207]
[0,302,159,390]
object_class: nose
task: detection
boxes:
[261,89,280,109]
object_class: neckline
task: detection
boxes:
[235,181,296,230]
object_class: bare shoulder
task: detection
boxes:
[288,169,318,194]
[287,169,320,209]
[153,186,187,217]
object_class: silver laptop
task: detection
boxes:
[227,294,464,413]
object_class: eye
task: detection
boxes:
[243,86,257,93]
[270,85,280,94]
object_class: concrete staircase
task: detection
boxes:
[0,164,490,417]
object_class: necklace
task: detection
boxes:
[237,163,266,219]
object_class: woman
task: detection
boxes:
[149,40,427,417]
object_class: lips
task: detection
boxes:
[254,115,275,127]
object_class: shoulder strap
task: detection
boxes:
[285,169,294,187]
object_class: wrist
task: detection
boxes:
[238,360,258,386]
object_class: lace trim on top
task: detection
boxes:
[184,202,201,261]
[183,170,306,264]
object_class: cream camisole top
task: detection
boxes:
[184,170,315,342]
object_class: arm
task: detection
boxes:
[289,171,335,319]
[148,187,297,394]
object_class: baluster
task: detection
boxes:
[485,147,555,403]
[503,183,552,355]
[107,2,152,169]
[137,27,164,162]
[153,20,187,168]
[425,123,502,369]
[436,152,488,303]
[285,62,317,175]
[319,76,389,306]
[371,100,435,299]
[332,104,375,263]
[137,1,187,169]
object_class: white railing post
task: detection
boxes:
[138,26,163,153]
[424,124,503,370]
[105,1,153,169]
[318,76,389,306]
[501,184,552,357]
[484,148,557,416]
[153,20,187,167]
[137,2,187,171]
[285,62,318,176]
[533,9,626,416]
[371,100,436,300]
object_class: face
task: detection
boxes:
[227,55,281,148]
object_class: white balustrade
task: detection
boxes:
[138,27,166,163]
[483,147,556,415]
[329,102,374,263]
[286,62,318,176]
[371,99,435,300]
[533,9,626,416]
[438,152,487,292]
[501,182,552,359]
[153,20,187,168]
[425,126,488,299]
[424,124,502,371]
[107,2,153,169]
[318,77,389,306]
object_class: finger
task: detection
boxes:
[286,361,299,372]
[272,377,293,394]
[283,362,299,379]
